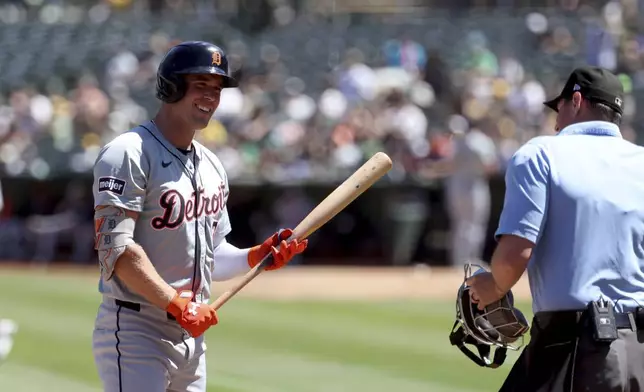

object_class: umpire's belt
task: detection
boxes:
[534,308,644,337]
[115,299,176,321]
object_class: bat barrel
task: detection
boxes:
[210,152,392,310]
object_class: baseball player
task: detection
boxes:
[91,41,308,392]
[443,125,497,267]
[467,66,644,391]
[423,124,497,266]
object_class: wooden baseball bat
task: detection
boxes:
[211,152,393,310]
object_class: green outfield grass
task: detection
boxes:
[0,269,533,392]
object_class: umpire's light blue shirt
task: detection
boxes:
[496,121,644,313]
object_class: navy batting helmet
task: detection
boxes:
[156,41,238,104]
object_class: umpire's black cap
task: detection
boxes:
[543,66,624,115]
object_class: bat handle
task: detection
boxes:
[211,229,296,310]
[210,250,275,310]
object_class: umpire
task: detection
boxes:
[466,65,644,391]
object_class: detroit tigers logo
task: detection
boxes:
[212,51,221,66]
[151,183,227,230]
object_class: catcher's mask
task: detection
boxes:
[449,263,530,368]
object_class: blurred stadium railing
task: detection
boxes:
[0,0,641,267]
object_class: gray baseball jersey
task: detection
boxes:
[446,129,497,197]
[92,120,231,305]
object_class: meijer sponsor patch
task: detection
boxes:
[98,176,126,195]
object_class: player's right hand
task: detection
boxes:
[165,290,219,337]
[248,228,308,271]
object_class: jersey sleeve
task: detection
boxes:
[213,172,232,246]
[214,207,232,244]
[93,136,149,212]
[495,140,550,244]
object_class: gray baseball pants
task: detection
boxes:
[92,297,207,392]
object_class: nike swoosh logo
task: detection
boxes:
[162,161,172,168]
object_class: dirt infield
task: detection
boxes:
[0,263,533,301]
[209,265,533,301]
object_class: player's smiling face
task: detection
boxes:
[182,74,223,129]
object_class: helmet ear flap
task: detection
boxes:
[156,73,186,103]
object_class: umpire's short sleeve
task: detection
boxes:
[92,134,148,212]
[495,140,550,245]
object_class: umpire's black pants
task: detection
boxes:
[500,309,644,392]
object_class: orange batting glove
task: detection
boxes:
[248,228,308,271]
[165,290,219,338]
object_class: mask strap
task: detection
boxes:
[449,321,507,368]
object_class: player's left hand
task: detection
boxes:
[166,291,219,338]
[248,228,308,271]
[466,271,506,310]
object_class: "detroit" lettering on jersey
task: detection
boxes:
[92,120,231,305]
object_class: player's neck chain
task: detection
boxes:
[150,120,196,153]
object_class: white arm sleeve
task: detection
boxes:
[212,239,251,282]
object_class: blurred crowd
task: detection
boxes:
[1,0,644,264]
[1,0,643,183]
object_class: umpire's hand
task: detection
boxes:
[466,272,506,310]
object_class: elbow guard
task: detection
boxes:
[94,206,136,280]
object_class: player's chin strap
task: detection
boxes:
[449,321,507,368]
